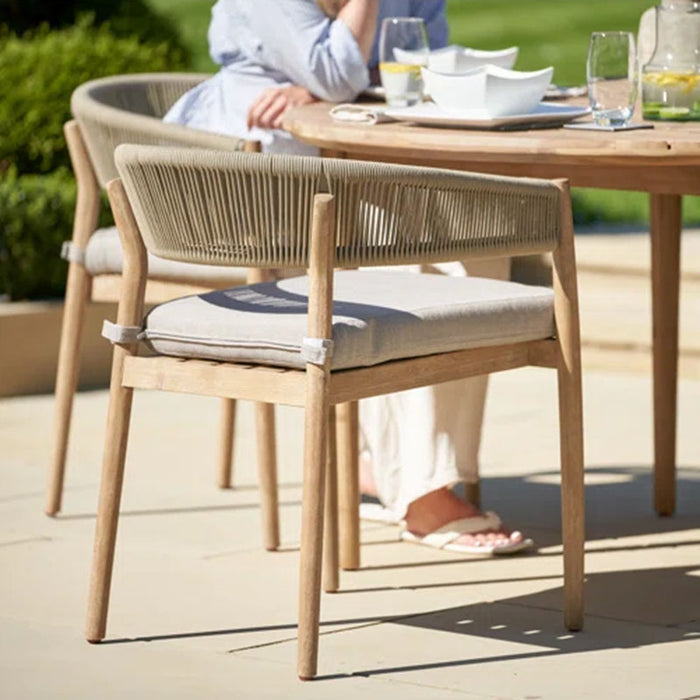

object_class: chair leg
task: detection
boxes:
[323,406,339,593]
[297,376,330,680]
[255,402,280,551]
[336,401,360,571]
[217,399,236,489]
[557,359,585,632]
[86,348,135,642]
[46,262,91,516]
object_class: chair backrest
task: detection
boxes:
[71,73,251,188]
[114,144,561,270]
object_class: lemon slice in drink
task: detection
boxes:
[379,62,421,77]
[658,106,691,119]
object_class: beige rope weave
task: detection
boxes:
[71,73,249,187]
[115,145,561,268]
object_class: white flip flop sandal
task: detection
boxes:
[359,501,401,524]
[400,511,534,556]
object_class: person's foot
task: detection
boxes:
[404,487,525,550]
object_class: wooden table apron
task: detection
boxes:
[285,101,700,517]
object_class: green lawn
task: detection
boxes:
[146,0,700,226]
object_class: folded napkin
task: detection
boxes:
[329,103,394,125]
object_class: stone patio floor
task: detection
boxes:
[2,365,699,698]
[2,229,700,698]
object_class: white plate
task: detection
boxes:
[383,102,591,130]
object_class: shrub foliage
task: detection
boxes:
[0,0,188,51]
[0,18,186,175]
[0,168,112,300]
[0,8,189,300]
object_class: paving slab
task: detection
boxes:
[1,367,699,697]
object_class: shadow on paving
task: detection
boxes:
[99,564,700,681]
[339,564,700,680]
[478,464,700,545]
[96,468,699,669]
[33,465,700,536]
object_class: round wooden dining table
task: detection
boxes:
[284,101,700,518]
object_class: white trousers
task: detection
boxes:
[359,257,511,520]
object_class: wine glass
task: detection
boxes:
[586,31,638,127]
[379,17,429,107]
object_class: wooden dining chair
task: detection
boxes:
[87,145,585,680]
[48,73,282,551]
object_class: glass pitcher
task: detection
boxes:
[641,1,700,120]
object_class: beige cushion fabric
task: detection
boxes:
[142,270,555,370]
[84,227,248,286]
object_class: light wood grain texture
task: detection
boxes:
[122,356,306,405]
[552,181,585,630]
[255,402,280,551]
[285,101,700,170]
[336,401,360,571]
[298,194,336,680]
[651,194,682,516]
[217,398,235,488]
[328,341,554,404]
[247,267,281,548]
[86,179,147,642]
[323,406,339,593]
[284,100,692,516]
[47,122,101,516]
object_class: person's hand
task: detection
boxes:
[246,85,318,130]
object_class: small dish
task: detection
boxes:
[427,45,518,73]
[422,65,554,118]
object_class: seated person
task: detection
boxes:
[165,0,531,555]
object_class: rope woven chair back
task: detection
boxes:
[115,144,561,269]
[71,73,248,187]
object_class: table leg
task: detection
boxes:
[650,193,682,516]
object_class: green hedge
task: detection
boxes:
[0,0,188,53]
[0,17,187,175]
[0,168,112,300]
[0,14,189,300]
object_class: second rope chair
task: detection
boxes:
[48,73,282,550]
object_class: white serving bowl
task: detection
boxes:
[422,65,554,118]
[427,45,518,73]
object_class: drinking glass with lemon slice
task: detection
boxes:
[379,17,429,107]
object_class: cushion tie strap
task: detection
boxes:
[101,320,143,345]
[60,241,85,265]
[301,337,334,366]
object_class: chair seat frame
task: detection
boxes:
[85,154,584,679]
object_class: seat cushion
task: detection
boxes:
[142,270,555,371]
[84,227,248,286]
